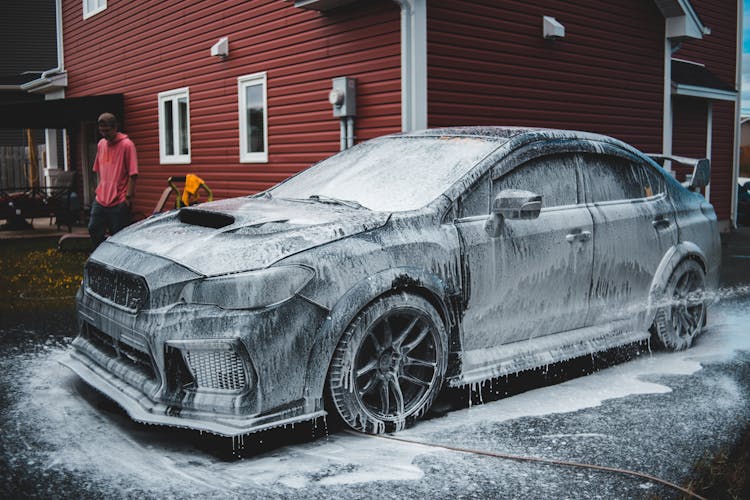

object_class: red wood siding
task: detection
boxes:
[672,98,708,168]
[427,0,666,153]
[671,0,738,221]
[62,0,401,214]
[672,95,708,188]
[673,97,735,218]
[677,0,738,86]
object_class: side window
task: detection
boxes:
[640,164,665,197]
[579,153,644,202]
[238,72,269,163]
[83,0,106,19]
[158,88,191,164]
[457,176,490,218]
[493,153,578,208]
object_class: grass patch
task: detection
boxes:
[683,423,750,499]
[0,238,88,313]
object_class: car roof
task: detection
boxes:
[385,126,647,164]
[390,126,643,158]
[398,126,537,140]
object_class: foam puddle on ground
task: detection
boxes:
[8,298,750,494]
[406,300,750,439]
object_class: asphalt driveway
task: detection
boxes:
[1,228,749,499]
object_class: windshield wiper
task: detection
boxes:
[308,195,363,209]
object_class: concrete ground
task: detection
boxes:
[0,217,89,240]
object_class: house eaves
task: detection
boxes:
[292,0,359,11]
[653,0,709,40]
[671,59,737,101]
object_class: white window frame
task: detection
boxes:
[238,72,269,163]
[82,0,107,19]
[158,87,191,165]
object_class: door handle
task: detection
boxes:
[566,230,591,243]
[652,218,672,230]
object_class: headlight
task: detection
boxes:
[179,265,314,310]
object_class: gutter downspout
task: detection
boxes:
[35,0,66,89]
[45,0,68,177]
[663,38,674,174]
[705,102,712,201]
[50,0,65,78]
[393,0,427,132]
[731,0,743,229]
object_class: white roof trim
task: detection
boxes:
[672,83,737,101]
[20,71,68,95]
[653,0,708,40]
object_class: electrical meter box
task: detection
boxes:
[329,77,357,117]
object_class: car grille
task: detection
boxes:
[184,350,248,391]
[86,261,149,310]
[84,324,156,381]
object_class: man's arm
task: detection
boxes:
[125,174,137,206]
[124,139,139,207]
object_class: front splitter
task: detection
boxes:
[60,351,326,437]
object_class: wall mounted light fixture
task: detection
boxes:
[210,37,229,59]
[543,16,565,40]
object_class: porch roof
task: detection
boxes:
[0,94,123,129]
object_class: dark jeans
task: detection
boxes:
[88,200,130,249]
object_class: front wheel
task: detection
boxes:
[651,260,707,351]
[326,293,448,434]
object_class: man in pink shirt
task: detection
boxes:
[88,112,139,249]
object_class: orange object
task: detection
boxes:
[181,173,205,207]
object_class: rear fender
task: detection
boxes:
[648,242,708,319]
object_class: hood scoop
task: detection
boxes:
[226,219,292,235]
[178,208,235,229]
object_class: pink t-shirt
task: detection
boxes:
[93,132,139,207]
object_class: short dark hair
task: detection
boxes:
[97,112,118,127]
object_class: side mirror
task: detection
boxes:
[485,189,543,237]
[493,189,542,219]
[688,159,710,190]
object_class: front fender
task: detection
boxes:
[300,267,454,414]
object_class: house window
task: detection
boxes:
[238,72,268,163]
[83,0,107,19]
[158,88,191,164]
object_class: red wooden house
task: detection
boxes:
[2,0,741,229]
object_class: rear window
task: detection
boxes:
[580,154,660,202]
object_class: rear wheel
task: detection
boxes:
[327,293,448,434]
[651,260,706,351]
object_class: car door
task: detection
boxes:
[454,149,594,352]
[579,149,677,327]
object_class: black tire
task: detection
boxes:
[327,293,448,434]
[651,259,707,351]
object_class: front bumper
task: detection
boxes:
[66,285,329,437]
[62,351,324,436]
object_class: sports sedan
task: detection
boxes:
[64,127,720,436]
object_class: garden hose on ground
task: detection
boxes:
[350,431,706,500]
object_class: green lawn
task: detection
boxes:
[0,238,88,313]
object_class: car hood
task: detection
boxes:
[104,197,390,276]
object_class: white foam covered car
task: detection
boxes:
[64,127,720,436]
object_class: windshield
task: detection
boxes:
[268,136,499,212]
